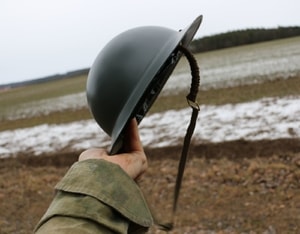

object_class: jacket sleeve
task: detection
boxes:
[34,159,153,234]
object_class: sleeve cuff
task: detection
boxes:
[55,159,153,227]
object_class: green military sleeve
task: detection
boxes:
[34,159,153,233]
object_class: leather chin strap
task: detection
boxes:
[156,45,200,231]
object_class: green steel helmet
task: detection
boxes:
[86,15,203,154]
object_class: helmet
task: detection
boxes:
[86,15,203,154]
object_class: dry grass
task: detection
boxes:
[150,76,300,113]
[143,140,300,233]
[0,75,86,109]
[1,75,299,132]
[1,140,300,233]
[0,166,68,234]
[0,107,92,131]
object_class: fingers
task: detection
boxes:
[122,118,144,153]
[79,148,108,161]
[117,118,148,178]
[78,118,148,180]
[79,146,147,179]
[108,153,147,179]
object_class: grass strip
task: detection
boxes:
[0,76,299,131]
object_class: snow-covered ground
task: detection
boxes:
[163,37,300,93]
[0,96,299,158]
[7,92,87,120]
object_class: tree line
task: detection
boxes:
[189,26,300,53]
[0,68,89,90]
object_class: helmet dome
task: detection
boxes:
[86,15,203,154]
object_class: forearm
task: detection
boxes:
[34,159,153,233]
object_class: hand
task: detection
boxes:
[79,119,148,180]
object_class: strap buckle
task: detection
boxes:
[186,97,200,111]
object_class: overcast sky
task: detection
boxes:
[1,0,299,85]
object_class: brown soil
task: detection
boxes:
[1,139,300,233]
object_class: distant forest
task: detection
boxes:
[190,26,300,53]
[1,26,299,89]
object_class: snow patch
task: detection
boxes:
[0,96,299,158]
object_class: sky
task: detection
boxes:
[1,0,299,85]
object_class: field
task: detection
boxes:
[1,139,300,233]
[1,38,300,233]
[1,37,299,130]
